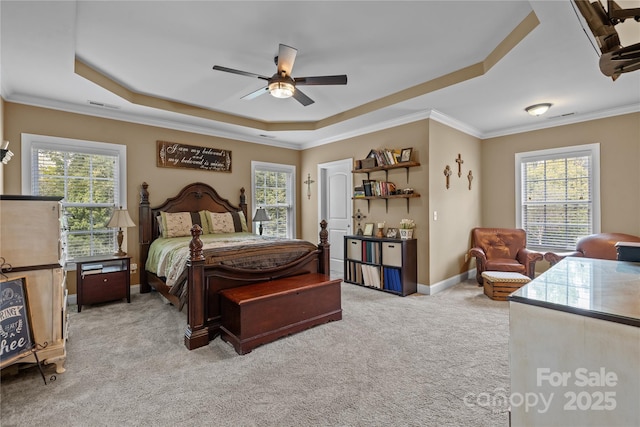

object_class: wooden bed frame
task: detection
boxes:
[138,182,330,350]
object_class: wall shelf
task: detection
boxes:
[352,161,420,182]
[352,193,420,213]
[353,161,421,213]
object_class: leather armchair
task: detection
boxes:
[469,228,543,285]
[544,233,640,266]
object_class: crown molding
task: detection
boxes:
[481,103,640,139]
[5,93,302,150]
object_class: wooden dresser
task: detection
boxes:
[0,195,68,373]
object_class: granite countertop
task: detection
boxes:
[509,257,640,327]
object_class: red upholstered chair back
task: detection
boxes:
[471,228,527,261]
[576,233,640,260]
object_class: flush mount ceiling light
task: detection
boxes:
[525,103,552,116]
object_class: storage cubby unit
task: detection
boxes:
[343,235,417,296]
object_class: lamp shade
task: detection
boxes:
[252,208,271,222]
[107,207,135,228]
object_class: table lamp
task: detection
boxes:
[252,207,271,236]
[107,206,135,256]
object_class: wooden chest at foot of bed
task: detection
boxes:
[219,273,342,355]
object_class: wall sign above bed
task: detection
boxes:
[157,141,231,172]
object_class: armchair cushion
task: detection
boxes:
[469,228,542,285]
[544,233,640,265]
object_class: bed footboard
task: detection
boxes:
[183,219,331,350]
[138,181,330,351]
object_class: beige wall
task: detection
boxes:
[482,113,640,235]
[301,120,431,284]
[428,120,482,284]
[3,101,639,292]
[3,102,300,287]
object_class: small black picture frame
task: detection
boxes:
[400,148,413,163]
[367,149,377,159]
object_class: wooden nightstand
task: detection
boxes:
[76,255,131,312]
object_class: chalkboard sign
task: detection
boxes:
[157,141,232,172]
[0,277,35,367]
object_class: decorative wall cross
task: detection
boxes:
[455,153,464,177]
[444,165,452,189]
[304,173,315,200]
[352,209,366,235]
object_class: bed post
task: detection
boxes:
[184,224,209,350]
[239,187,248,231]
[318,220,330,275]
[139,182,151,293]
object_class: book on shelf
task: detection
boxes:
[82,268,103,276]
[82,263,103,271]
[101,265,121,273]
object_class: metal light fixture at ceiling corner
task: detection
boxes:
[525,103,552,116]
[268,72,295,99]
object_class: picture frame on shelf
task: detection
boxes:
[400,147,413,163]
[386,228,398,238]
[366,149,377,159]
[363,223,374,236]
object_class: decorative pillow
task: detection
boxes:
[207,212,235,234]
[156,215,164,236]
[235,211,248,232]
[207,211,247,234]
[160,211,208,238]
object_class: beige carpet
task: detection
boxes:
[1,279,511,426]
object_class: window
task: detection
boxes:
[251,161,296,238]
[22,134,128,259]
[515,143,600,250]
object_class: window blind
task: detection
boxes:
[31,145,120,259]
[252,162,295,238]
[518,146,599,250]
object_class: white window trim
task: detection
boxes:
[21,133,128,208]
[251,161,296,238]
[515,143,601,250]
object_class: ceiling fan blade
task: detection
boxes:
[277,44,297,75]
[295,75,348,86]
[292,88,314,106]
[241,86,269,100]
[212,65,269,80]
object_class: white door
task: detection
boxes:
[318,159,353,275]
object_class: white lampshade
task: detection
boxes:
[107,207,135,229]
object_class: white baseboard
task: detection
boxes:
[417,269,477,295]
[67,284,140,306]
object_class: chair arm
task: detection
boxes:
[543,251,583,266]
[469,247,487,285]
[469,247,486,262]
[517,248,543,279]
[517,248,543,265]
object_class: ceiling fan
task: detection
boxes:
[212,44,347,106]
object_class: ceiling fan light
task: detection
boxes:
[269,81,295,98]
[525,103,552,116]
